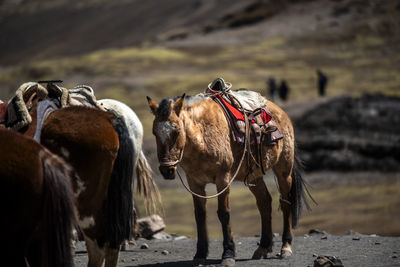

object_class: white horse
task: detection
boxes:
[98,99,161,215]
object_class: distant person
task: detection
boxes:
[278,80,290,101]
[267,77,277,101]
[317,69,328,96]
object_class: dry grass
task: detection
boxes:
[1,31,398,138]
[135,178,400,238]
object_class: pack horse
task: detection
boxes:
[147,78,312,266]
[3,82,160,267]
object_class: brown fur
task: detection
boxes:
[0,129,77,267]
[20,104,135,267]
[148,94,310,263]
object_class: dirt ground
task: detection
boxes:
[73,234,400,266]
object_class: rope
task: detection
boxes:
[175,82,262,199]
[176,112,250,199]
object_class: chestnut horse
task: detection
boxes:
[38,105,135,267]
[6,82,160,267]
[0,129,78,267]
[147,91,311,266]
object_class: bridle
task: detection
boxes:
[159,148,184,167]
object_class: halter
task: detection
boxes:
[159,148,184,167]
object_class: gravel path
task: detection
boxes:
[73,234,400,266]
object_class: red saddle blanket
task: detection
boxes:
[211,92,282,144]
[215,94,272,124]
[0,102,7,123]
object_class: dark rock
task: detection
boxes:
[140,243,149,249]
[295,94,400,172]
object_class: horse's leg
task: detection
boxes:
[188,181,208,265]
[249,177,273,259]
[273,161,294,258]
[104,245,120,267]
[216,181,235,266]
[84,236,105,267]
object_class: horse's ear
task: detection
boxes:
[147,96,158,115]
[174,93,185,116]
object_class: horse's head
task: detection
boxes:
[147,94,186,180]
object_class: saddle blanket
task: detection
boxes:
[211,91,283,144]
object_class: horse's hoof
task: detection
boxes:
[280,247,292,258]
[251,246,271,259]
[193,258,206,266]
[221,258,235,266]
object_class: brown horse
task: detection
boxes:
[0,128,78,267]
[38,105,136,267]
[147,90,311,265]
[6,82,160,267]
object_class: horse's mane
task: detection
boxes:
[157,94,208,116]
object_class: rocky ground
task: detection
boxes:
[73,233,400,266]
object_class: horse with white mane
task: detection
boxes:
[147,80,312,266]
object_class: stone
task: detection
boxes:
[173,235,188,241]
[137,214,166,239]
[314,255,344,267]
[140,243,149,249]
[161,250,169,255]
[309,229,326,235]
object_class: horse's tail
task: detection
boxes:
[40,149,77,267]
[290,145,316,228]
[105,116,134,248]
[136,150,162,215]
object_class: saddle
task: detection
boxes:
[32,81,106,142]
[206,78,283,145]
[4,80,107,134]
[205,78,283,176]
